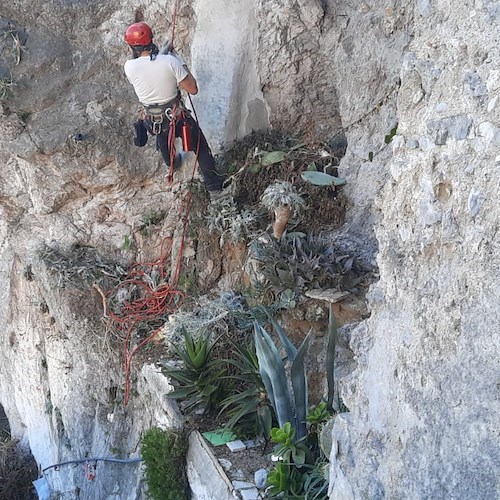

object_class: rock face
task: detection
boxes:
[329,1,500,499]
[0,0,498,499]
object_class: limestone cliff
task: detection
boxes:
[0,0,498,499]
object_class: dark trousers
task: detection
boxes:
[144,114,223,192]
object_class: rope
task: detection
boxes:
[107,0,205,405]
[42,457,143,474]
[170,0,180,49]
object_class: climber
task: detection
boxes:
[123,22,224,199]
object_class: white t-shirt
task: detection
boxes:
[124,54,188,105]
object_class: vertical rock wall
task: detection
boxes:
[0,0,498,497]
[330,1,500,498]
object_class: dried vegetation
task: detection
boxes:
[217,130,347,231]
[0,437,37,500]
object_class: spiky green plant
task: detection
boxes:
[250,232,362,298]
[254,318,312,439]
[218,341,274,439]
[162,329,227,414]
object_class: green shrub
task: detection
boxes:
[141,427,189,500]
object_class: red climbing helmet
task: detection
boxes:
[124,22,153,46]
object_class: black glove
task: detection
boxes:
[133,119,148,147]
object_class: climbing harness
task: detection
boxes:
[143,94,184,135]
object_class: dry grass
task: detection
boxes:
[217,130,347,231]
[0,438,37,500]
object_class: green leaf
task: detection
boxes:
[266,311,297,363]
[248,164,260,174]
[291,329,312,439]
[258,405,273,438]
[254,322,295,429]
[307,162,317,171]
[293,448,306,465]
[301,171,346,186]
[261,151,286,166]
[326,305,338,412]
[384,124,398,144]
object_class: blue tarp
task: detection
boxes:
[33,478,51,500]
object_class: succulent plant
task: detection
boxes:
[218,340,274,439]
[205,196,259,246]
[260,181,307,239]
[250,232,362,299]
[162,329,227,414]
[254,318,312,439]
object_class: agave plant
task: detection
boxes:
[162,329,227,414]
[250,232,362,299]
[254,316,312,439]
[218,341,274,438]
[260,181,307,239]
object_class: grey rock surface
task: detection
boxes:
[330,1,500,499]
[0,0,498,499]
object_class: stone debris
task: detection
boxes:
[232,469,246,480]
[305,288,351,303]
[218,458,233,471]
[232,480,255,490]
[426,115,473,143]
[231,480,260,500]
[226,440,247,452]
[254,468,267,489]
[239,488,260,500]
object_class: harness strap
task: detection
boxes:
[143,97,187,135]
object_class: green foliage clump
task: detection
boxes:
[162,329,227,414]
[141,427,189,500]
[254,318,311,439]
[256,307,344,498]
[267,420,330,499]
[139,209,167,236]
[250,232,362,299]
[218,341,274,439]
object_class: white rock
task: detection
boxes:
[305,289,351,303]
[487,96,498,112]
[435,102,448,113]
[219,458,233,470]
[232,480,255,490]
[254,468,268,489]
[226,440,247,452]
[240,488,260,500]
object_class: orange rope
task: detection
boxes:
[107,0,206,405]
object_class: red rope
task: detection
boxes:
[107,0,206,405]
[170,0,180,49]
